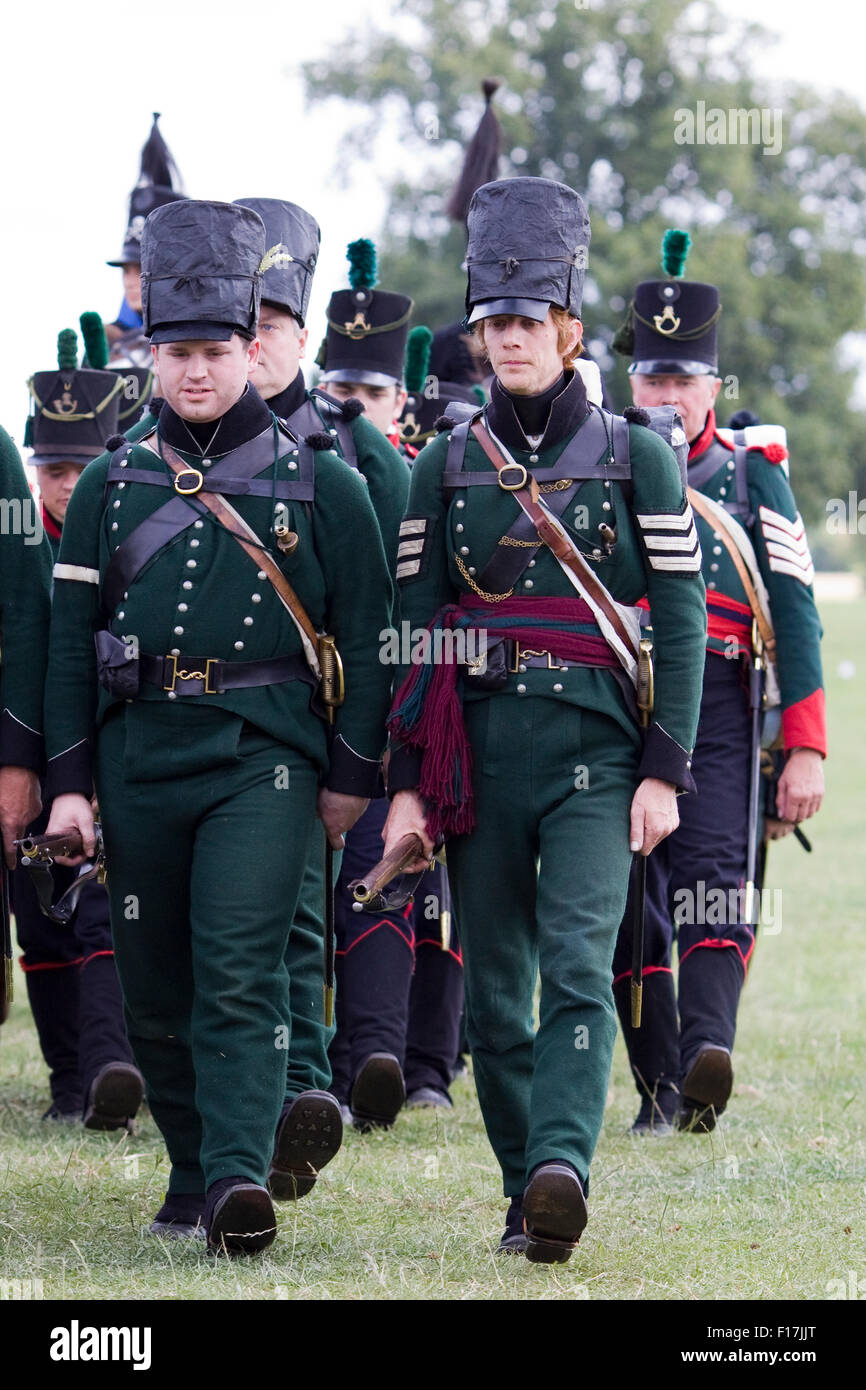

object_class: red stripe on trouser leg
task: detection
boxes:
[19,956,84,972]
[612,964,674,988]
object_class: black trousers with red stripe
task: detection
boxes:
[327,801,464,1105]
[613,653,755,1083]
[13,849,134,1111]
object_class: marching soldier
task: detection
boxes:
[0,426,52,1023]
[311,242,420,1127]
[611,232,825,1133]
[397,325,481,1109]
[13,327,143,1127]
[231,199,409,1185]
[43,199,393,1253]
[381,178,707,1260]
[104,114,186,375]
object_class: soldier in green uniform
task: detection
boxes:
[231,199,409,1191]
[43,199,393,1254]
[611,233,825,1134]
[13,328,143,1129]
[0,425,52,1017]
[381,178,707,1261]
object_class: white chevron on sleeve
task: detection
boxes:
[767,553,815,585]
[643,523,700,552]
[759,504,805,540]
[637,506,695,531]
[762,523,811,557]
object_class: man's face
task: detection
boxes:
[630,372,721,444]
[153,335,260,422]
[323,380,407,436]
[122,263,143,315]
[38,462,85,525]
[481,310,578,396]
[248,303,308,400]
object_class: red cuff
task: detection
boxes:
[782,689,827,757]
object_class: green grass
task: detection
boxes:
[1,601,864,1301]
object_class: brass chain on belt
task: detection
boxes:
[454,551,513,602]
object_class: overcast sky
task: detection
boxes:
[2,0,862,447]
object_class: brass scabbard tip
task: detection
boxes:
[631,979,643,1029]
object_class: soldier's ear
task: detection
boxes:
[246,336,261,370]
[709,376,722,405]
[151,344,160,366]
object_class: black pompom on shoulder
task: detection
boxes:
[623,406,651,427]
[305,432,336,451]
[434,414,455,433]
[105,433,128,452]
[340,396,365,421]
[149,396,165,416]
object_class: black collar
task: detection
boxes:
[486,369,590,453]
[263,371,308,423]
[157,383,273,457]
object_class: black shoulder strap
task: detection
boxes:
[443,405,630,492]
[303,391,359,469]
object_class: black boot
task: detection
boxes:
[613,972,680,1135]
[24,967,82,1119]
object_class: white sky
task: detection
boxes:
[1,0,862,443]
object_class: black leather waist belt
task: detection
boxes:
[139,650,312,696]
[505,642,569,672]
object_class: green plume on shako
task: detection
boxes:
[57,329,79,370]
[79,312,110,370]
[661,228,691,279]
[404,325,433,395]
[346,238,377,291]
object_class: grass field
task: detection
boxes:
[1,601,864,1302]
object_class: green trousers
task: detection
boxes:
[446,696,639,1198]
[95,704,319,1193]
[283,822,338,1099]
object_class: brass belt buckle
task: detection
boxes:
[163,654,218,694]
[498,462,528,492]
[173,467,204,496]
[509,645,563,673]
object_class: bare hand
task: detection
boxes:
[775,748,824,825]
[382,790,434,872]
[317,788,369,850]
[45,792,96,866]
[0,766,42,869]
[629,777,679,856]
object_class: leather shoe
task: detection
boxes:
[148,1192,206,1241]
[268,1090,343,1200]
[83,1062,144,1133]
[206,1178,276,1256]
[523,1161,588,1265]
[497,1196,528,1255]
[675,1045,733,1134]
[350,1053,405,1131]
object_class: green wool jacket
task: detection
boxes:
[686,413,826,755]
[0,425,52,770]
[388,378,708,794]
[44,390,394,801]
